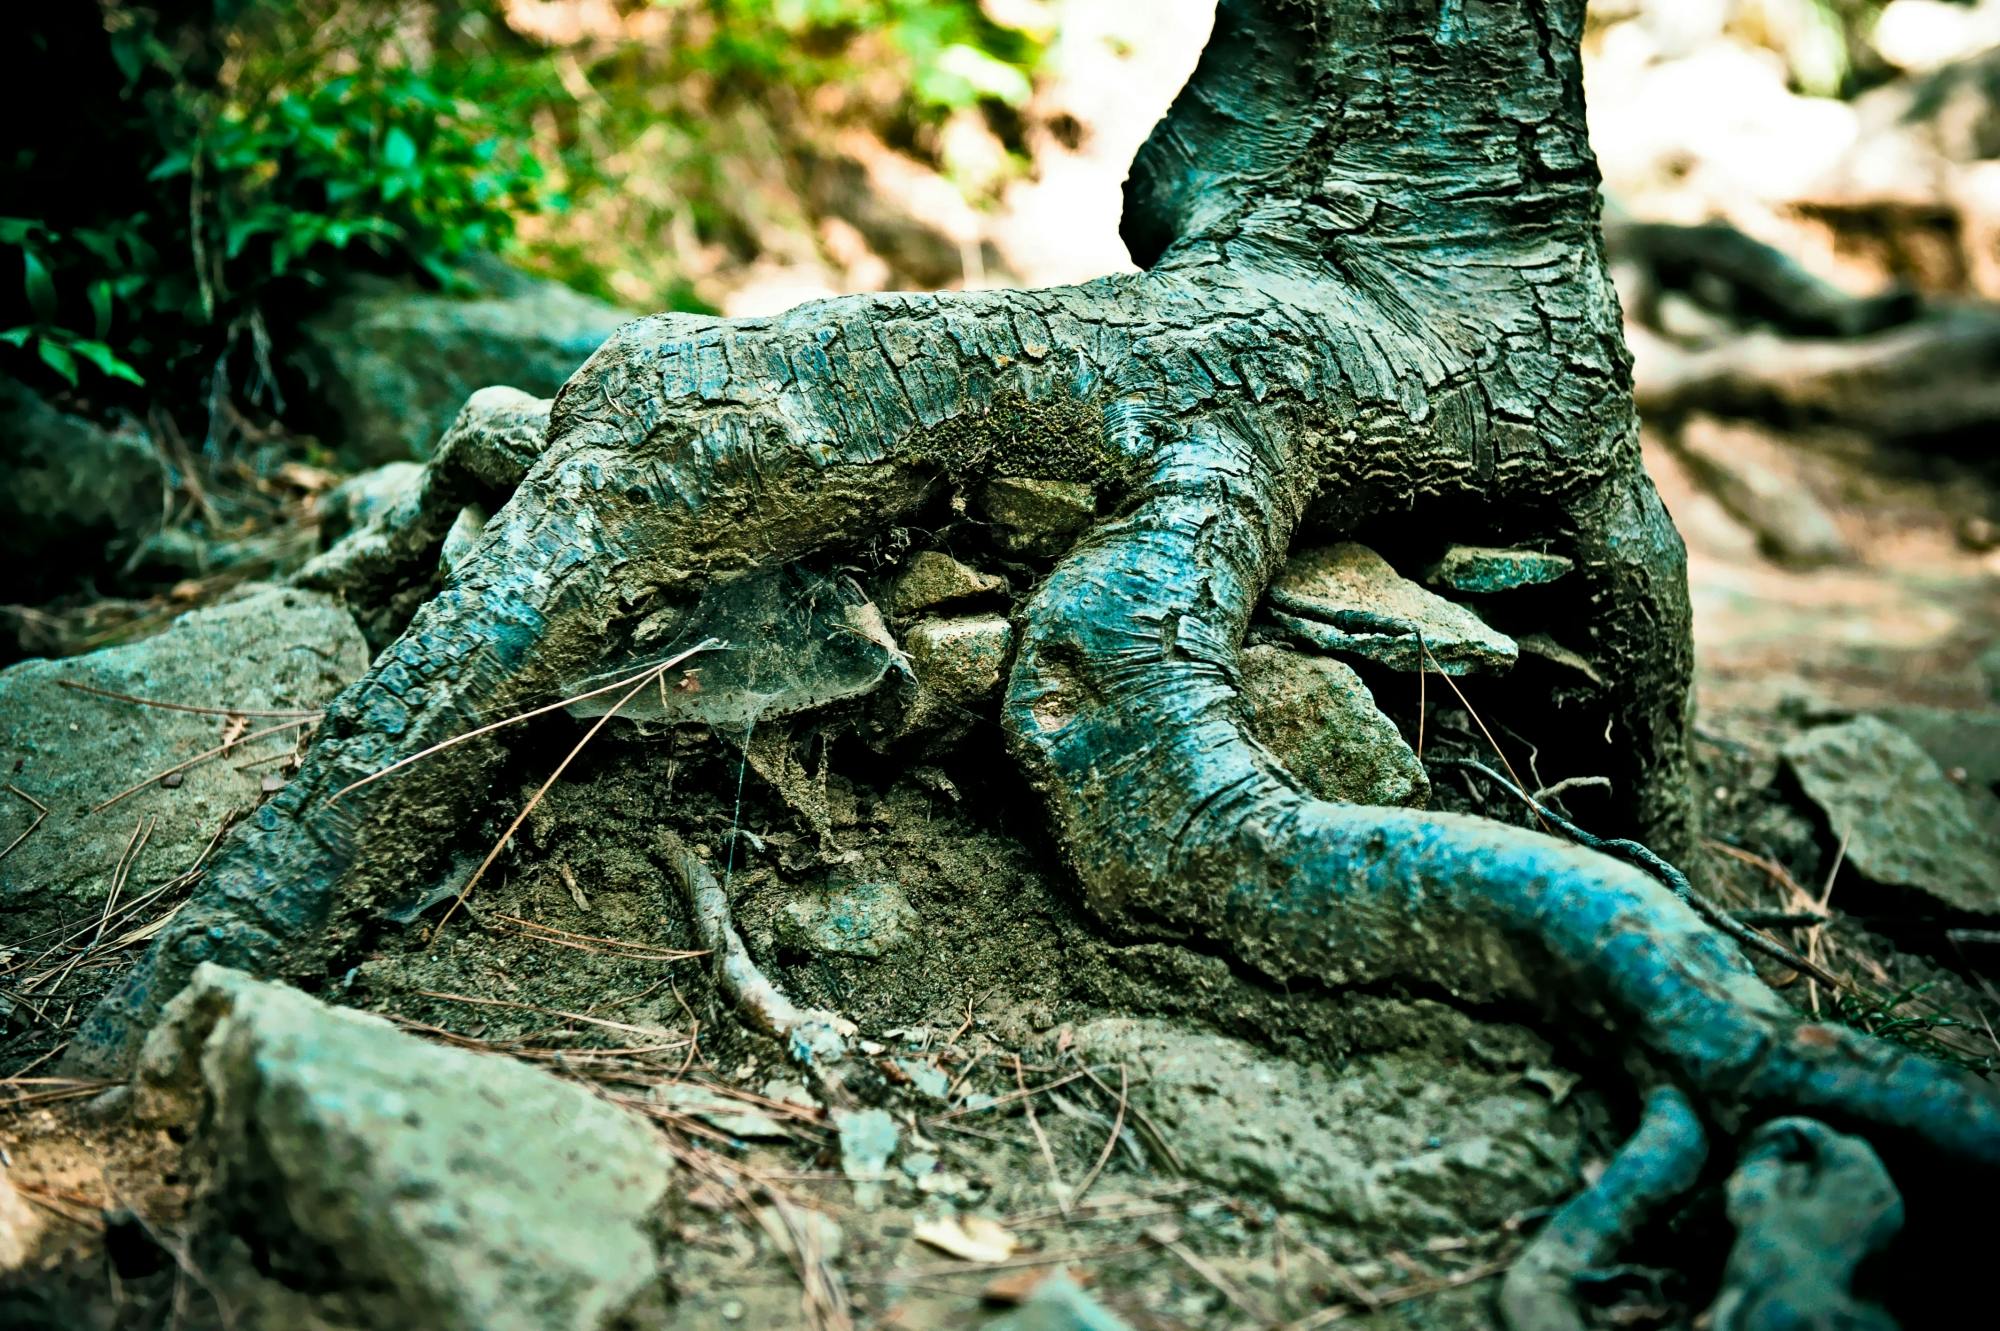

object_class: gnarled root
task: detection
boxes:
[661,828,854,1063]
[1500,1087,1707,1331]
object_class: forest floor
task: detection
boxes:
[2,413,1996,1331]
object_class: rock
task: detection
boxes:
[133,965,674,1331]
[438,503,488,580]
[1420,545,1573,594]
[1517,633,1606,688]
[1869,704,2000,797]
[1238,645,1428,807]
[1675,417,1852,567]
[1266,543,1517,675]
[893,613,1014,740]
[833,1106,899,1211]
[889,550,1006,617]
[315,460,424,540]
[977,477,1097,557]
[1782,716,2000,914]
[988,1273,1135,1331]
[1707,1120,1901,1331]
[298,266,632,464]
[0,1167,45,1273]
[0,586,368,938]
[1068,1018,1583,1246]
[0,374,164,597]
[778,879,919,958]
[894,1059,952,1102]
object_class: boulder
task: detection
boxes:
[1782,715,2000,914]
[298,265,632,465]
[1238,645,1428,807]
[1266,543,1517,675]
[133,965,674,1331]
[0,586,368,938]
[1068,1017,1583,1248]
[0,374,164,597]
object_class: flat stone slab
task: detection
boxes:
[0,586,368,937]
[977,477,1097,558]
[134,965,675,1331]
[1267,543,1517,675]
[1420,544,1573,594]
[1239,645,1428,807]
[1782,715,2000,915]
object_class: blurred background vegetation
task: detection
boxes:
[2,0,1050,421]
[5,1,1958,423]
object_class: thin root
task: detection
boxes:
[1500,1085,1708,1331]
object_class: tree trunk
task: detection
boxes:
[72,2,2000,1321]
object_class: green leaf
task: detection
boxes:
[22,249,56,323]
[88,281,113,338]
[147,150,194,181]
[0,326,31,347]
[383,125,418,170]
[70,339,146,386]
[36,337,78,385]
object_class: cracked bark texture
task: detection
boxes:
[73,0,1999,1301]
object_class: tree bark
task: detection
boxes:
[72,3,2000,1319]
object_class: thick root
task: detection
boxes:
[1005,437,2000,1172]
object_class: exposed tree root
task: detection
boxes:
[1606,218,1919,340]
[1499,1086,1707,1331]
[660,828,854,1060]
[1631,307,2000,443]
[67,2,1999,1322]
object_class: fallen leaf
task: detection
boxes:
[914,1214,1019,1264]
[982,1265,1091,1305]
